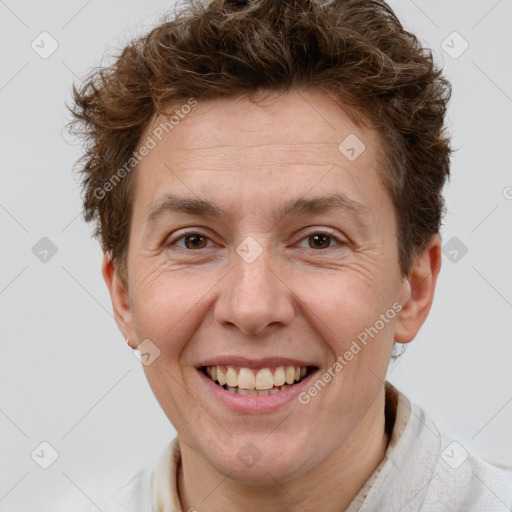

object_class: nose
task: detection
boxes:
[213,248,294,336]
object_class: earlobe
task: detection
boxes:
[101,254,136,348]
[394,235,442,344]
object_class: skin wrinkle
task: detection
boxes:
[128,146,382,304]
[71,0,452,286]
[144,190,373,227]
[103,90,441,512]
[158,147,367,179]
[141,199,376,258]
[68,2,452,503]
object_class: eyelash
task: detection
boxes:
[167,228,346,251]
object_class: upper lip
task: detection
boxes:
[197,356,318,369]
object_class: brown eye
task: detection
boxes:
[183,234,208,249]
[307,233,333,250]
[296,229,346,251]
[168,232,213,250]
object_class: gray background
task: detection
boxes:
[0,0,511,510]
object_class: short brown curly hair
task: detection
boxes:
[69,0,452,284]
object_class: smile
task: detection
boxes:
[201,365,316,396]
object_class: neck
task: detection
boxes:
[178,387,390,512]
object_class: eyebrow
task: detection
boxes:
[146,192,371,226]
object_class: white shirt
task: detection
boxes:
[72,383,512,511]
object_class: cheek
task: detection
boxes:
[141,360,204,439]
[292,268,395,346]
[129,264,222,353]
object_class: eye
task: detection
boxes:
[296,229,346,250]
[167,229,346,251]
[169,232,214,250]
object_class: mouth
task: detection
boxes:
[199,364,318,396]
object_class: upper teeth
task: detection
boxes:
[206,365,308,389]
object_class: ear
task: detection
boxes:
[102,254,137,349]
[394,234,442,344]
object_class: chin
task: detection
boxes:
[207,432,317,484]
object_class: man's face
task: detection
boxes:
[122,91,410,482]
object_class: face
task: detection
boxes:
[105,90,438,484]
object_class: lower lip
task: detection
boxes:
[196,368,319,414]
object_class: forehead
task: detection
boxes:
[132,90,388,223]
[144,90,381,158]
